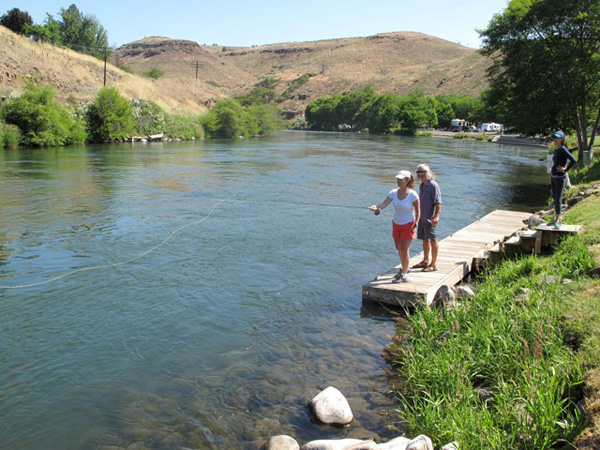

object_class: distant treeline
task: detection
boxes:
[304,86,496,134]
[0,81,285,148]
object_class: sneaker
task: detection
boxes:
[392,271,406,283]
[554,221,563,229]
[545,221,555,227]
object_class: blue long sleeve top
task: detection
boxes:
[551,145,577,176]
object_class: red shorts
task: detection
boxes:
[393,221,416,240]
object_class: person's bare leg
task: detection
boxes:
[430,241,439,267]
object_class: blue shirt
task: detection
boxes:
[418,180,442,223]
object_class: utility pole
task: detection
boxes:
[103,46,107,86]
[189,61,199,79]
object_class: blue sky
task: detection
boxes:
[9,0,509,49]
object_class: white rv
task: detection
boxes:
[481,122,503,132]
[450,119,467,131]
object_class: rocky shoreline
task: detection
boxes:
[263,386,459,450]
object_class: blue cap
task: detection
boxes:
[553,131,565,139]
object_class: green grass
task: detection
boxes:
[390,183,600,448]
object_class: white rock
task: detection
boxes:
[377,436,411,449]
[455,285,475,299]
[527,214,545,228]
[441,442,460,450]
[433,285,455,308]
[309,386,354,425]
[406,435,433,450]
[345,441,379,450]
[301,439,366,450]
[264,435,300,450]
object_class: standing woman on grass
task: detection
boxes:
[549,130,577,228]
[369,170,420,283]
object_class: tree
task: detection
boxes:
[397,91,438,133]
[355,94,401,134]
[202,99,250,138]
[305,96,342,131]
[0,8,33,34]
[481,0,600,164]
[59,4,109,59]
[86,87,134,142]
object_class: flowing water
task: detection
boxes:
[0,131,549,449]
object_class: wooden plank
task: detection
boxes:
[363,209,532,307]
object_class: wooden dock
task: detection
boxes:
[363,209,532,308]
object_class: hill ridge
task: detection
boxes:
[0,26,490,118]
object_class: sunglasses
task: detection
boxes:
[416,170,426,174]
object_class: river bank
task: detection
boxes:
[418,129,548,148]
[385,163,600,448]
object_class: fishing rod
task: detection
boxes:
[225,198,379,214]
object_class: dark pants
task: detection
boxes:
[551,175,566,217]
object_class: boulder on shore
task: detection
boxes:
[264,434,300,450]
[308,386,354,425]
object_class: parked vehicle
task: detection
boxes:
[481,122,503,132]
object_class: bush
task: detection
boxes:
[85,87,134,142]
[144,67,164,80]
[0,121,21,148]
[131,98,166,136]
[2,80,86,146]
[164,114,204,140]
[119,65,135,74]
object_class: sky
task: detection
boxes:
[9,0,510,49]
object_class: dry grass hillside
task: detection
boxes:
[0,26,206,113]
[1,25,490,118]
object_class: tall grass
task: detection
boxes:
[392,244,593,448]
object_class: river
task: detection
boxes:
[0,131,549,449]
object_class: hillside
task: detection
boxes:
[1,26,491,119]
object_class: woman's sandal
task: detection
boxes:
[411,261,429,269]
[422,264,437,272]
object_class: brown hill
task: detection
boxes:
[1,26,490,119]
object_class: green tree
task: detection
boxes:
[86,87,134,142]
[481,0,600,164]
[396,91,438,133]
[0,8,33,34]
[2,80,86,146]
[337,85,377,130]
[355,94,401,134]
[305,96,342,131]
[202,99,251,139]
[434,97,455,128]
[248,104,284,135]
[58,4,109,58]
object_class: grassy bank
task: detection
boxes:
[390,162,600,448]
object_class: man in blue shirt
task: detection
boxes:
[412,164,442,272]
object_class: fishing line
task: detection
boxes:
[0,199,226,290]
[0,198,372,291]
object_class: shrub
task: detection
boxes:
[143,67,164,80]
[131,98,166,136]
[119,65,135,74]
[202,98,251,139]
[2,80,86,146]
[85,87,134,142]
[0,122,21,148]
[164,114,204,140]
